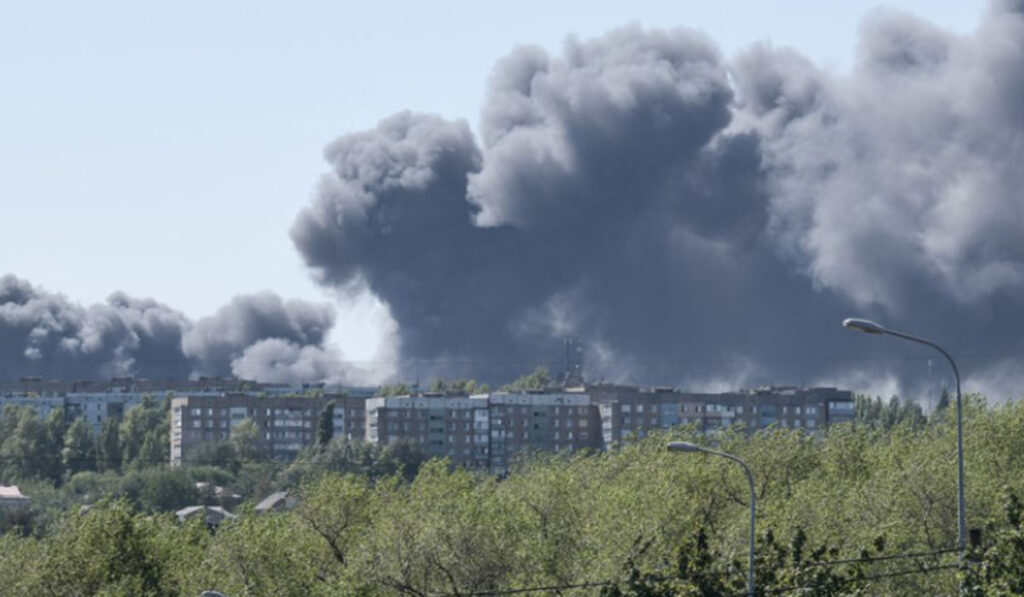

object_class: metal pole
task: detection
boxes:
[714,450,756,597]
[670,443,756,597]
[882,329,965,565]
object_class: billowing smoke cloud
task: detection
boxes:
[182,293,335,376]
[293,2,1024,399]
[230,338,342,385]
[0,275,347,383]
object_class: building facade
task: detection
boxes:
[169,393,367,465]
[365,386,855,472]
[366,392,602,474]
[590,385,855,445]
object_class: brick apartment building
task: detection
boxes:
[169,393,367,465]
[590,385,856,445]
[3,376,856,471]
[366,386,854,473]
[366,392,603,474]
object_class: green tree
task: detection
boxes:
[27,500,175,596]
[503,366,552,392]
[378,383,410,397]
[934,388,951,419]
[62,417,96,478]
[120,396,168,469]
[0,406,50,482]
[318,401,335,447]
[231,418,262,463]
[963,487,1024,596]
[96,416,122,473]
[42,408,68,484]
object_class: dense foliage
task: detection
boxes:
[3,394,1024,594]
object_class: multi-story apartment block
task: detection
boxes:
[0,376,252,434]
[366,392,603,474]
[485,392,601,473]
[590,385,855,445]
[365,386,854,472]
[170,393,368,465]
[366,395,489,468]
[0,395,66,422]
[2,374,858,471]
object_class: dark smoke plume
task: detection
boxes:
[0,275,344,383]
[293,4,1024,399]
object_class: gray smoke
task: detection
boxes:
[230,338,342,385]
[293,3,1024,399]
[0,275,344,383]
[182,292,335,376]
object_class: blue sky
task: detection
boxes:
[0,1,985,359]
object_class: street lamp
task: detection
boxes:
[668,441,756,597]
[842,317,966,564]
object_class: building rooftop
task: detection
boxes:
[0,485,28,500]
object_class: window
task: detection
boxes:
[621,404,631,413]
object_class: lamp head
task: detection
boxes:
[667,441,703,453]
[842,318,888,335]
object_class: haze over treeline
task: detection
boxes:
[4,1,1024,396]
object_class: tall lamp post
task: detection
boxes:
[668,441,756,597]
[842,317,965,564]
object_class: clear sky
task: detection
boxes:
[0,0,985,360]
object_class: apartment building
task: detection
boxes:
[366,395,490,468]
[590,385,855,444]
[364,386,855,471]
[0,376,252,434]
[485,392,601,474]
[170,393,367,465]
[366,392,603,474]
[0,391,204,434]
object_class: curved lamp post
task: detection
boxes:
[668,441,755,597]
[842,317,965,564]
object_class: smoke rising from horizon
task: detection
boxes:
[5,3,1023,399]
[0,275,350,384]
[292,1,1024,399]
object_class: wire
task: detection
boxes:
[758,562,961,596]
[438,579,616,596]
[0,351,1016,368]
[801,547,958,568]
[445,559,964,597]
